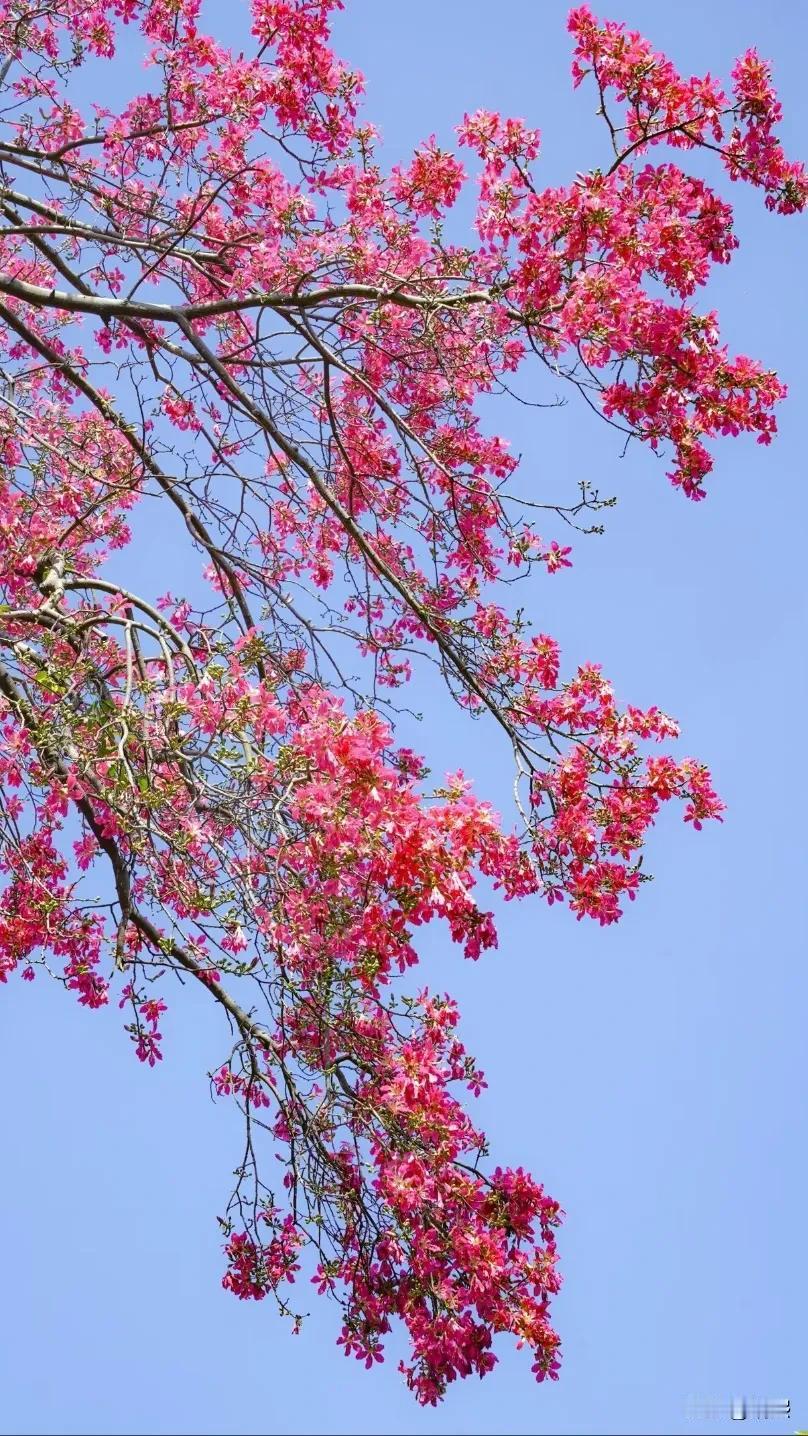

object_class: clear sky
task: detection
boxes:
[1,2,806,1434]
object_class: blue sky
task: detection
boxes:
[1,2,806,1433]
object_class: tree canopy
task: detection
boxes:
[0,0,803,1405]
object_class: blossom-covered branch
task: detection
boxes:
[0,0,803,1405]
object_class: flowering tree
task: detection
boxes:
[0,0,803,1405]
